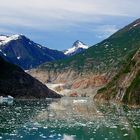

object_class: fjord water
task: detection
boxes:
[0,98,140,140]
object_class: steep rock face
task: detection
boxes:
[29,69,109,97]
[95,49,140,105]
[71,75,107,89]
[29,19,140,98]
[0,56,61,98]
[0,34,66,69]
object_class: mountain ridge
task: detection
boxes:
[64,40,89,56]
[0,56,61,98]
[29,18,140,100]
[0,34,66,69]
[95,47,140,105]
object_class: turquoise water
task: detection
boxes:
[0,97,140,140]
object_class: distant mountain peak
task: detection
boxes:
[0,34,23,45]
[64,40,89,56]
[126,18,140,30]
[131,18,140,27]
[133,18,140,24]
[0,34,66,69]
[73,40,89,49]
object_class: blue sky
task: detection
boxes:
[0,0,140,50]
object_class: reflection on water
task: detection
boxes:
[0,97,140,140]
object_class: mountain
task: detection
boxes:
[0,56,61,98]
[29,18,140,99]
[0,34,66,69]
[95,47,140,105]
[64,40,89,56]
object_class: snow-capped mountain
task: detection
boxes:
[0,34,66,69]
[0,34,21,45]
[64,40,89,56]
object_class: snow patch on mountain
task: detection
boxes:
[37,44,42,48]
[0,34,21,46]
[29,42,32,45]
[3,53,7,56]
[0,35,8,41]
[64,40,89,56]
[129,19,140,30]
[133,22,140,27]
[0,49,7,56]
[0,34,66,69]
[17,56,21,60]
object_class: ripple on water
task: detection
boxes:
[0,98,140,140]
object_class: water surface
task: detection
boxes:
[0,97,140,140]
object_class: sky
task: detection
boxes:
[0,0,140,50]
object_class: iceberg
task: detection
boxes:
[0,95,14,104]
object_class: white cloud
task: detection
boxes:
[0,0,139,30]
[0,0,139,47]
[0,28,14,34]
[93,25,118,39]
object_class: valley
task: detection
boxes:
[28,18,140,105]
[1,1,140,140]
[1,18,140,105]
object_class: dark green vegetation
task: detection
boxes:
[0,56,61,98]
[96,48,140,105]
[123,70,140,104]
[39,19,140,74]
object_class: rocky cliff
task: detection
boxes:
[95,48,140,105]
[29,68,112,97]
